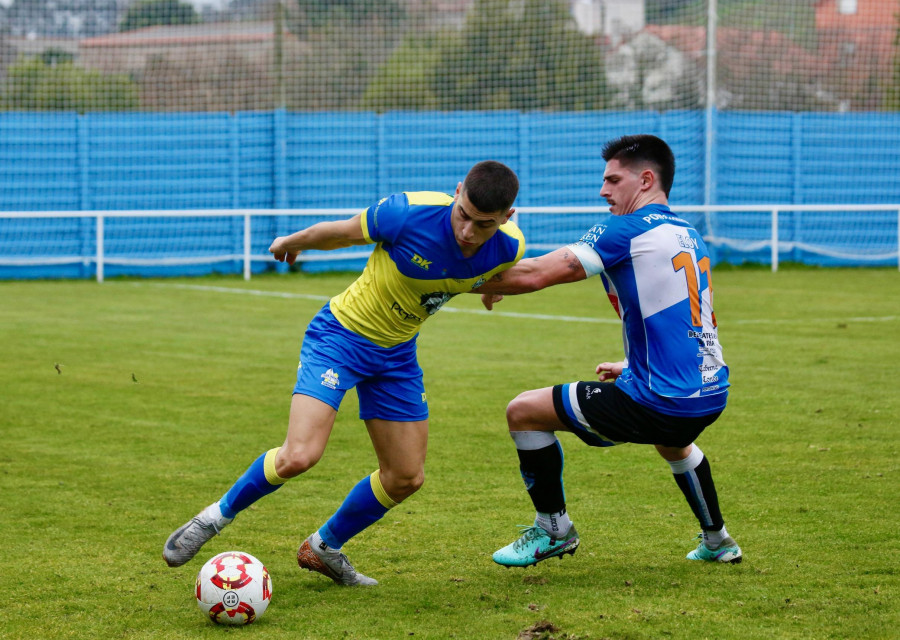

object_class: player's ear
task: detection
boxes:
[640,169,655,191]
[454,182,462,201]
[502,207,515,223]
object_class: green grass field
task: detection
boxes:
[3,267,898,639]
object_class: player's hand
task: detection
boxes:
[269,237,300,265]
[481,293,504,310]
[596,361,624,381]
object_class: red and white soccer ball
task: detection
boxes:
[196,551,272,625]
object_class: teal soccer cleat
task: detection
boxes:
[492,524,580,568]
[686,534,742,564]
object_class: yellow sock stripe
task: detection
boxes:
[263,448,290,486]
[369,470,399,509]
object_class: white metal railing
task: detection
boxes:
[1,204,898,281]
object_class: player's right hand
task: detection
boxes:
[269,238,300,264]
[596,361,624,381]
[481,293,503,310]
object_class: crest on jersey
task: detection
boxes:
[420,291,454,315]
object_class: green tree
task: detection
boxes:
[119,0,199,32]
[281,0,407,110]
[360,33,443,111]
[40,48,75,66]
[1,56,139,112]
[292,0,404,33]
[430,0,608,111]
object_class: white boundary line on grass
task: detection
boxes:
[127,282,898,326]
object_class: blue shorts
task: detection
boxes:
[293,305,428,422]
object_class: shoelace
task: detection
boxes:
[512,525,545,551]
[180,517,219,547]
[319,546,354,575]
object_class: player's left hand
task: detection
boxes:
[481,293,503,310]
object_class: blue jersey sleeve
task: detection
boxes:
[576,216,633,270]
[364,193,409,245]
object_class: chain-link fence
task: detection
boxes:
[1,1,897,113]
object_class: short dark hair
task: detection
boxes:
[602,135,675,197]
[462,160,519,213]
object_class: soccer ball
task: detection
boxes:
[196,551,272,625]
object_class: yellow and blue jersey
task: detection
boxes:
[330,191,525,348]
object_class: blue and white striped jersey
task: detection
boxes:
[568,203,728,417]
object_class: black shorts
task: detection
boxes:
[552,382,721,448]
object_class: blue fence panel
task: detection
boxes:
[716,112,796,204]
[237,111,277,209]
[287,112,380,208]
[1,109,899,279]
[661,111,706,207]
[0,112,81,210]
[781,208,898,267]
[86,113,234,210]
[379,111,522,196]
[799,113,900,205]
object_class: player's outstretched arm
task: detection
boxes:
[269,214,369,264]
[475,246,587,298]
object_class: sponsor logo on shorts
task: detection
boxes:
[321,368,339,389]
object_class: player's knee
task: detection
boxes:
[275,446,321,478]
[382,468,425,502]
[401,469,426,496]
[506,393,533,430]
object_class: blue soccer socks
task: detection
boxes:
[219,448,289,519]
[318,470,399,550]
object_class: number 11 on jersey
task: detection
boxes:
[672,251,717,328]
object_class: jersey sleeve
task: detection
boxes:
[568,217,634,275]
[362,193,408,245]
[568,241,604,277]
[567,221,611,277]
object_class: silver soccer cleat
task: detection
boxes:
[163,503,232,567]
[297,533,378,586]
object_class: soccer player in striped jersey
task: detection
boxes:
[476,135,742,567]
[163,161,525,585]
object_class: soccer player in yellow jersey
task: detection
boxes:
[164,161,524,585]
